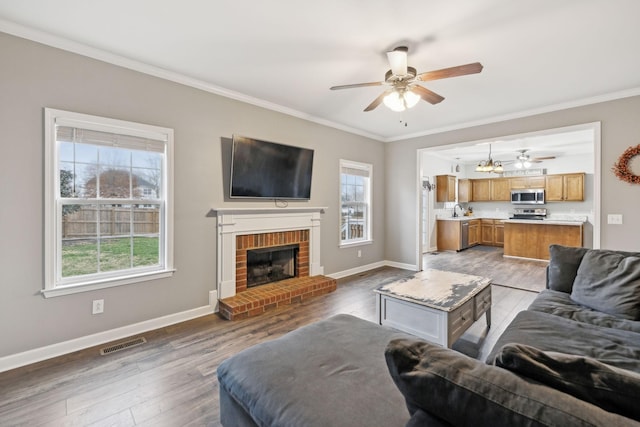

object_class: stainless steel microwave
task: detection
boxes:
[511,189,545,205]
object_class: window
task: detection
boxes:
[44,108,174,297]
[340,160,372,246]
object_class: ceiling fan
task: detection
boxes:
[504,150,556,168]
[329,46,483,112]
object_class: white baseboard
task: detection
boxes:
[0,303,215,373]
[384,260,419,271]
[327,260,418,280]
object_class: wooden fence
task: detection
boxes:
[62,206,159,238]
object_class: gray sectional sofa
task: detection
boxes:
[217,245,640,426]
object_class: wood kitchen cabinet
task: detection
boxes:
[494,220,504,247]
[458,179,472,203]
[545,173,585,201]
[504,222,583,260]
[481,219,495,245]
[510,176,546,189]
[479,219,504,247]
[436,175,456,202]
[471,179,491,201]
[437,220,461,251]
[490,179,511,201]
[469,219,480,246]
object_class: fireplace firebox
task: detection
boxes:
[246,244,298,288]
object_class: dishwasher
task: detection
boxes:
[460,221,470,250]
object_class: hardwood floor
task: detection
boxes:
[0,266,538,426]
[424,245,548,292]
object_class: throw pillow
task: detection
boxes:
[547,245,589,293]
[571,250,640,320]
[384,338,622,427]
[494,343,640,421]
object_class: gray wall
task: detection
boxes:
[386,96,640,266]
[0,32,385,357]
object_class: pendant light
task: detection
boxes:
[475,144,503,173]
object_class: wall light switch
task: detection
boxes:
[607,214,623,225]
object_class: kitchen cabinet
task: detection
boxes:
[545,173,585,201]
[494,220,504,247]
[504,221,583,260]
[437,220,461,251]
[509,176,546,189]
[471,179,491,201]
[480,219,504,246]
[481,219,495,245]
[490,179,511,201]
[469,219,480,246]
[458,179,472,203]
[437,219,478,251]
[436,175,456,202]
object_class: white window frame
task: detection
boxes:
[43,108,175,297]
[339,159,372,247]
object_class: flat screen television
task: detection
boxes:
[230,135,314,199]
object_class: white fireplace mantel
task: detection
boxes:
[213,207,327,302]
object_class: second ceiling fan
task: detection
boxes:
[330,46,483,112]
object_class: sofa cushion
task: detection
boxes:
[528,289,640,333]
[494,343,640,421]
[485,310,640,374]
[547,245,589,293]
[571,250,640,320]
[217,314,413,427]
[385,338,635,427]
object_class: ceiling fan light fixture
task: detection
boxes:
[383,90,406,112]
[404,90,420,108]
[383,89,420,112]
[386,46,408,77]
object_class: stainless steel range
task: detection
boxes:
[510,208,547,220]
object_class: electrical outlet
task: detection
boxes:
[607,214,623,225]
[357,250,362,258]
[92,299,104,314]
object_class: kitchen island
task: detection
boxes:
[503,219,583,260]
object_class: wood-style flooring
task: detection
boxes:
[0,265,539,426]
[424,245,548,292]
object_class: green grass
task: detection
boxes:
[62,236,159,277]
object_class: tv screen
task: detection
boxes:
[230,135,314,199]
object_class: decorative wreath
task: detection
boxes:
[613,144,640,184]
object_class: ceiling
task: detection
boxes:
[1,1,640,142]
[426,127,594,165]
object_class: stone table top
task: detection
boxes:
[374,269,491,312]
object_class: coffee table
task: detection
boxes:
[374,269,492,348]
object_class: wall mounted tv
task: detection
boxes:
[230,135,314,200]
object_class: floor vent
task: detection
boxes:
[100,337,146,355]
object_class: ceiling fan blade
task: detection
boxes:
[364,90,390,112]
[411,85,445,105]
[386,46,408,77]
[330,81,384,90]
[531,156,556,160]
[416,62,483,82]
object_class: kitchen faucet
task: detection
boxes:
[453,204,463,217]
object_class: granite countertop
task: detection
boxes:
[438,216,586,225]
[504,218,585,226]
[437,216,505,221]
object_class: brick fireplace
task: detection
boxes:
[235,230,309,293]
[213,208,336,320]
